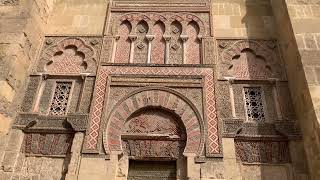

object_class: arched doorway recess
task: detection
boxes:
[104,87,205,157]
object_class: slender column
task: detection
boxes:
[226,77,236,118]
[146,35,154,64]
[197,35,203,64]
[111,35,120,63]
[33,74,48,112]
[180,35,188,64]
[163,35,171,64]
[128,35,137,63]
[269,78,283,120]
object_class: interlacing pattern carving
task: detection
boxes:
[23,133,74,156]
[244,87,265,122]
[49,82,72,116]
[235,140,290,163]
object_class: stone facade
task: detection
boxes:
[0,0,318,180]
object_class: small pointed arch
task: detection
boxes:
[185,21,201,64]
[169,20,183,64]
[135,20,149,34]
[114,20,132,63]
[151,21,166,64]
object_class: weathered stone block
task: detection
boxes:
[200,161,224,179]
[5,129,23,152]
[0,80,15,102]
[305,34,317,49]
[2,151,18,172]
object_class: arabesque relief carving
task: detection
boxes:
[36,37,102,75]
[217,39,286,80]
[122,108,186,159]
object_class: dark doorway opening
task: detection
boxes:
[127,160,177,180]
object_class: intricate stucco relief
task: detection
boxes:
[0,0,18,5]
[14,113,88,132]
[23,133,74,156]
[104,88,203,155]
[36,37,102,75]
[122,108,186,159]
[84,66,220,156]
[235,140,290,163]
[217,39,285,80]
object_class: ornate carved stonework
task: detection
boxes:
[235,140,290,163]
[49,82,73,116]
[244,87,266,122]
[121,108,186,159]
[0,0,18,5]
[102,87,205,156]
[222,120,301,140]
[123,109,184,136]
[22,133,74,156]
[83,65,220,157]
[36,36,102,75]
[102,3,212,65]
[14,113,88,132]
[217,39,286,80]
[122,140,185,159]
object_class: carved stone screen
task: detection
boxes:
[128,161,176,180]
[244,87,265,122]
[49,82,72,115]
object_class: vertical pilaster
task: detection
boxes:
[65,132,84,180]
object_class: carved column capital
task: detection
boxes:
[224,76,236,84]
[163,35,171,42]
[146,35,155,41]
[114,35,120,41]
[128,35,137,42]
[180,35,189,42]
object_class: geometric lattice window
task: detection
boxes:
[244,87,265,122]
[49,82,72,115]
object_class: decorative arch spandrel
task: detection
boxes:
[36,37,101,75]
[218,39,286,80]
